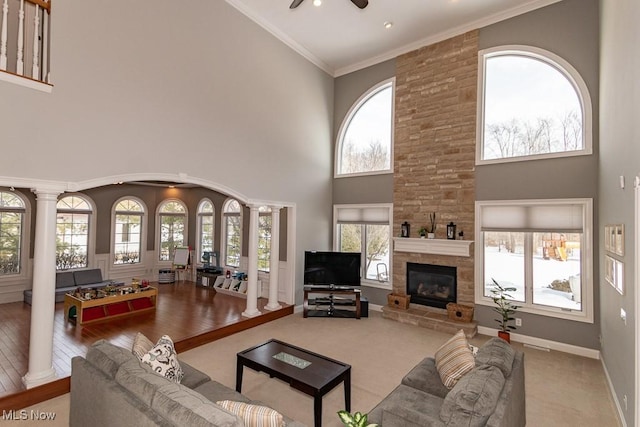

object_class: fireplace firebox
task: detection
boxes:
[406,262,457,309]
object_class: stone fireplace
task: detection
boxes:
[406,262,457,309]
[384,31,479,337]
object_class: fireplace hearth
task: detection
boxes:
[406,262,457,309]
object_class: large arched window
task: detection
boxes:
[56,195,93,270]
[223,199,242,267]
[0,190,27,276]
[158,200,187,261]
[477,46,592,164]
[197,199,215,265]
[335,79,394,177]
[113,198,145,265]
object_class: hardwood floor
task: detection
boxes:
[0,281,293,411]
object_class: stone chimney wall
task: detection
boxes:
[393,31,479,305]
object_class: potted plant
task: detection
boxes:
[490,278,519,343]
[418,226,427,238]
[426,212,436,239]
[338,410,378,427]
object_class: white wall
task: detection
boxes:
[0,0,334,302]
[599,0,640,425]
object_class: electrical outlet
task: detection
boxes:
[515,318,522,327]
[621,308,627,325]
[623,395,627,411]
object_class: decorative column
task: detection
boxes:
[265,206,282,311]
[23,189,60,388]
[242,204,261,318]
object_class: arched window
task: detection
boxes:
[158,200,187,262]
[478,46,592,163]
[56,195,93,270]
[197,199,215,264]
[223,199,242,267]
[113,198,145,265]
[0,190,27,276]
[335,79,394,177]
[258,206,271,272]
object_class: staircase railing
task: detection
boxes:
[0,0,51,84]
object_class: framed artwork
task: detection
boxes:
[605,255,624,295]
[604,224,625,256]
[614,224,624,256]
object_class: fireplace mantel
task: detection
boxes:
[393,238,473,257]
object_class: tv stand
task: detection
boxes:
[303,285,361,319]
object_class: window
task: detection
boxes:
[258,206,271,272]
[197,199,215,265]
[475,199,593,322]
[334,204,392,288]
[477,46,592,164]
[335,79,394,177]
[223,199,242,267]
[0,190,26,275]
[113,198,144,265]
[158,200,187,262]
[56,195,92,270]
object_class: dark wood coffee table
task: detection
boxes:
[236,339,351,427]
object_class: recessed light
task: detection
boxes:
[313,0,322,6]
[383,21,393,29]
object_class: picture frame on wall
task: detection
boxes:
[604,224,625,256]
[605,255,624,295]
[614,224,624,256]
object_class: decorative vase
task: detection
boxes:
[427,233,435,239]
[498,331,511,343]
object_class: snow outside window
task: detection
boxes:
[475,199,593,323]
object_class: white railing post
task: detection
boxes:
[31,4,39,79]
[0,0,8,70]
[42,4,49,82]
[17,0,24,75]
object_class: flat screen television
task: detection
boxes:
[304,251,361,287]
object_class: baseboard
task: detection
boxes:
[601,358,628,427]
[477,326,601,359]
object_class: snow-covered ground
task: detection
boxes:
[484,246,581,310]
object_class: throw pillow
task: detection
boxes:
[132,332,154,360]
[434,329,476,389]
[216,400,284,427]
[141,335,184,383]
[475,337,515,377]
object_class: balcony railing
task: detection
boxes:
[0,0,51,87]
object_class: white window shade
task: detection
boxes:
[336,206,389,225]
[480,203,584,232]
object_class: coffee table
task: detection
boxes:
[236,339,351,427]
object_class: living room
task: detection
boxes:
[0,0,637,425]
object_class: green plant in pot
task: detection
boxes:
[337,410,378,427]
[490,278,519,343]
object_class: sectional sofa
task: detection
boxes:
[23,269,123,305]
[70,339,304,427]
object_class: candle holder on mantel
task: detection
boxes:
[447,222,457,240]
[401,221,410,238]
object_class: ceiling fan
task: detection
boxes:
[290,0,369,9]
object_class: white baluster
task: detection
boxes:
[17,0,24,75]
[31,4,39,79]
[0,0,8,70]
[42,4,49,82]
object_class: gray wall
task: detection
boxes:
[0,0,334,303]
[476,0,600,349]
[599,0,640,424]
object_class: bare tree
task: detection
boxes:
[341,139,389,174]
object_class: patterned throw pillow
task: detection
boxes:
[132,332,154,360]
[435,329,476,389]
[141,335,184,383]
[216,401,284,427]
